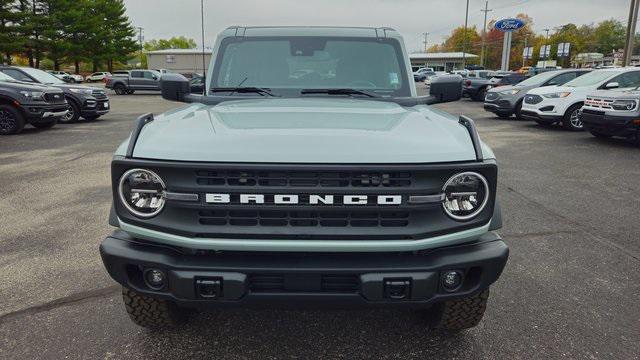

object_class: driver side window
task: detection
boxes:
[2,69,33,82]
[609,71,640,88]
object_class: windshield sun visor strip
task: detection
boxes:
[458,115,483,162]
[125,113,154,159]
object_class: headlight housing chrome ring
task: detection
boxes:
[118,168,166,218]
[442,171,490,221]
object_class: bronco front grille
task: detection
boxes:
[199,210,410,227]
[195,170,413,187]
[112,160,498,241]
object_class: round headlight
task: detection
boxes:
[118,169,166,218]
[442,172,489,221]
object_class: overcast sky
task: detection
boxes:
[123,0,632,52]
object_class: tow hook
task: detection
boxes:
[383,278,411,300]
[196,278,223,299]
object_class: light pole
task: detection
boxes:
[136,26,144,69]
[423,32,429,53]
[542,28,550,68]
[462,0,470,69]
[623,0,640,66]
[200,0,207,94]
[480,1,492,67]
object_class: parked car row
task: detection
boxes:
[483,67,640,144]
[463,71,527,101]
[46,70,113,83]
[0,66,110,135]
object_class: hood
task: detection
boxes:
[127,98,478,164]
[0,80,60,92]
[53,83,102,92]
[588,88,640,99]
[527,85,567,95]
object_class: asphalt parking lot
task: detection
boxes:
[1,87,639,360]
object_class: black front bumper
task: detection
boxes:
[581,110,639,138]
[100,230,508,308]
[80,98,110,117]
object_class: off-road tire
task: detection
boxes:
[427,288,490,331]
[126,89,135,94]
[0,104,26,135]
[562,103,584,131]
[31,118,58,129]
[122,287,188,329]
[589,130,611,139]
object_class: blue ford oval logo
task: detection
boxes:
[495,18,525,32]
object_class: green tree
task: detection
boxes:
[144,36,197,51]
[85,0,137,72]
[0,0,25,64]
[593,19,625,55]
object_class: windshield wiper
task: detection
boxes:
[300,88,379,98]
[209,87,276,97]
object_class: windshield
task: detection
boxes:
[212,36,410,97]
[517,71,560,87]
[564,70,619,87]
[20,67,65,84]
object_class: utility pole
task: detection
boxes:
[462,0,470,69]
[423,32,429,53]
[542,28,550,68]
[201,0,207,94]
[480,1,492,67]
[623,0,640,66]
[136,27,144,69]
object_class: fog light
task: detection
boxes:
[441,270,463,291]
[144,268,166,290]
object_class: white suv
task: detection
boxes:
[85,72,111,82]
[520,68,640,130]
[48,71,84,83]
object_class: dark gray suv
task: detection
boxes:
[484,69,591,119]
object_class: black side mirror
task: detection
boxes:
[428,74,463,103]
[161,73,191,102]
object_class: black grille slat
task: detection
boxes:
[195,170,414,188]
[198,210,410,227]
[248,274,359,293]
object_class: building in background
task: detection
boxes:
[146,49,211,74]
[409,52,479,72]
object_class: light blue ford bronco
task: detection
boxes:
[100,26,508,331]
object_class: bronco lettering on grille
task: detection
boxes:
[205,194,403,205]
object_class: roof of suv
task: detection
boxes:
[221,26,402,39]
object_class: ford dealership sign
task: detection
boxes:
[494,18,525,32]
